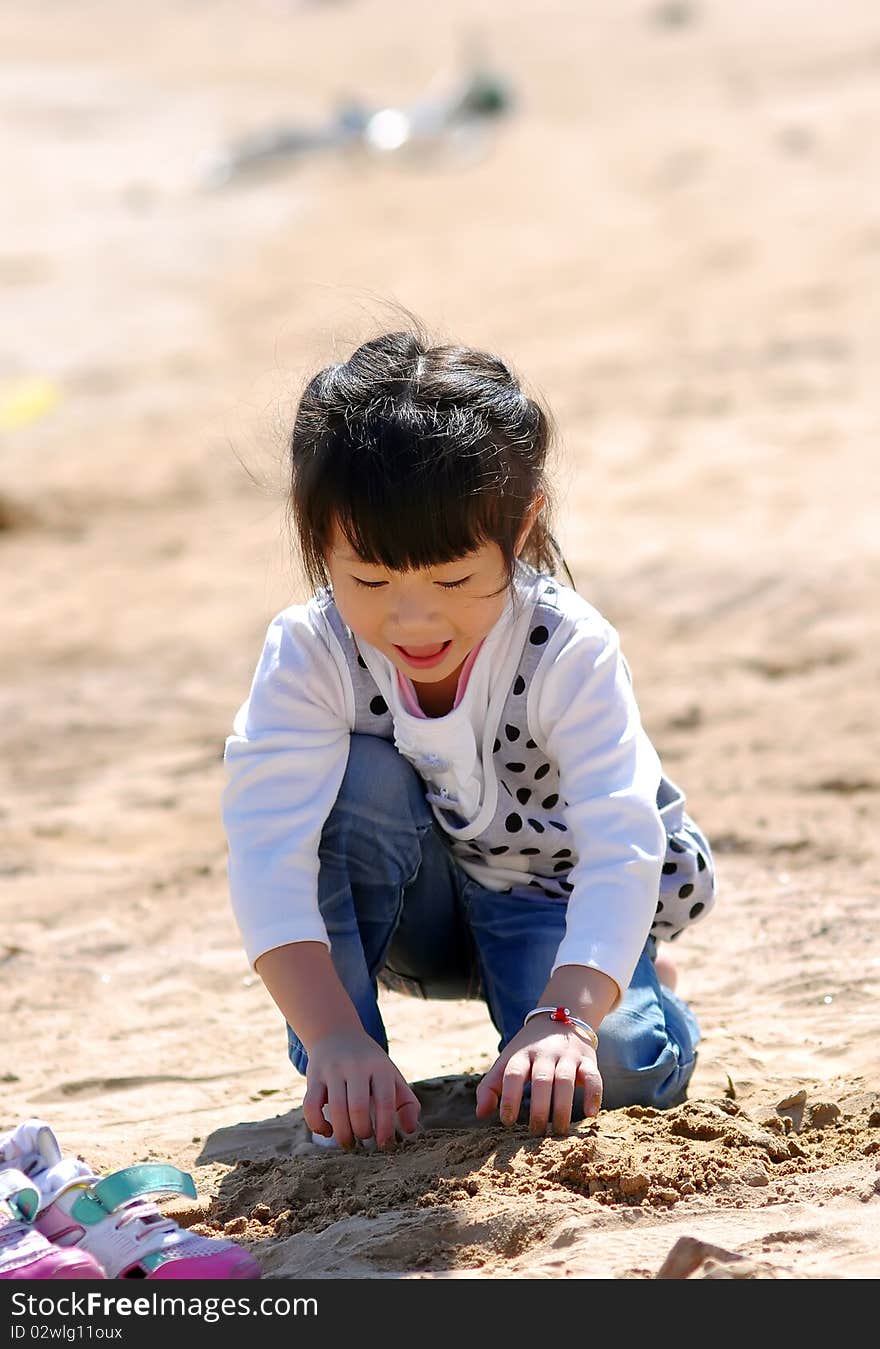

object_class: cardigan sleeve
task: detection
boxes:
[531,607,666,1003]
[222,604,352,967]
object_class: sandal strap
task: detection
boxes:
[0,1169,40,1222]
[69,1165,197,1225]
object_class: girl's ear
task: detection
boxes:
[514,493,545,555]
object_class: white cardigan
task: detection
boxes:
[222,564,668,999]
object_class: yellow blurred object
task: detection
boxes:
[0,377,61,430]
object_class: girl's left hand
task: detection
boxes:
[474,1023,602,1136]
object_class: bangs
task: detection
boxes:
[335,467,510,572]
[298,414,529,579]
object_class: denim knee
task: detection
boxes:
[597,1009,696,1110]
[336,734,433,822]
[319,735,435,895]
[594,947,700,1111]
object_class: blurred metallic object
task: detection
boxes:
[363,64,513,158]
[197,60,515,188]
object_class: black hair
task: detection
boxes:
[287,326,572,592]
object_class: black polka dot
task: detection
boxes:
[559,880,574,893]
[542,794,559,809]
[504,724,520,742]
[553,861,570,873]
[489,845,509,855]
[527,818,545,833]
[505,762,526,773]
[656,900,664,913]
[552,849,572,859]
[516,788,532,805]
[669,839,686,853]
[548,820,567,832]
[520,847,541,856]
[534,763,550,780]
[357,654,368,669]
[513,675,525,696]
[525,739,537,749]
[654,920,675,929]
[697,852,707,871]
[493,738,501,753]
[369,695,388,716]
[689,902,705,919]
[505,813,523,833]
[678,883,694,899]
[662,862,677,875]
[530,625,549,645]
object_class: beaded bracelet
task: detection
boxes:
[523,1005,599,1050]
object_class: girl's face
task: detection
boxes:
[325,521,517,695]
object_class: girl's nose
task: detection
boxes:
[390,588,439,630]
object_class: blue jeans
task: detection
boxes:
[286,735,700,1112]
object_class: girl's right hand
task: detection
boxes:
[302,1028,421,1150]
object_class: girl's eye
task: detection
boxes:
[351,575,471,590]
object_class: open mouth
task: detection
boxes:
[393,640,452,669]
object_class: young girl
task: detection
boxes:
[222,328,716,1150]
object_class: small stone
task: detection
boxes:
[777,1089,807,1111]
[656,1236,745,1280]
[807,1101,841,1129]
[776,1089,807,1132]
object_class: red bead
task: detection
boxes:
[549,1006,570,1022]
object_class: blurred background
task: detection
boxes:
[2,0,879,1160]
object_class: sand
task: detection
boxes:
[2,0,879,1282]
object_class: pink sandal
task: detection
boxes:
[0,1166,105,1279]
[2,1119,261,1280]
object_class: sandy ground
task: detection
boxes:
[2,0,879,1282]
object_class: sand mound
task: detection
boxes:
[172,1078,880,1279]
